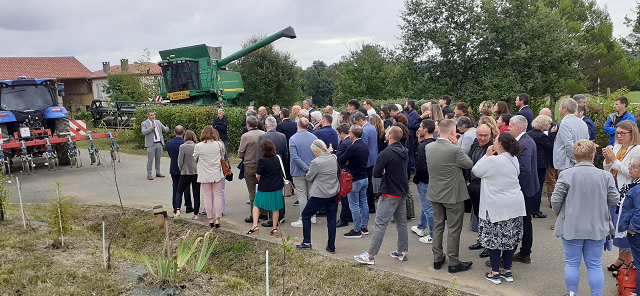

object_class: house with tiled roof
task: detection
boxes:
[0,57,93,111]
[89,60,162,101]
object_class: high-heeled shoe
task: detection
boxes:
[270,229,278,238]
[247,225,259,236]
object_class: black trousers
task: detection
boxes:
[530,168,547,215]
[172,174,191,212]
[174,174,200,214]
[339,195,353,223]
[519,196,534,257]
[366,166,376,212]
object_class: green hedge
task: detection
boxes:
[133,106,246,152]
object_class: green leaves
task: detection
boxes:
[195,232,218,272]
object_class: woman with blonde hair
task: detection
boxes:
[177,130,200,220]
[429,103,444,121]
[603,120,640,276]
[553,140,618,295]
[479,101,494,119]
[527,115,555,218]
[194,125,226,228]
[478,116,500,139]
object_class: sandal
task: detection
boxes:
[247,226,259,236]
[270,229,278,238]
[608,258,625,272]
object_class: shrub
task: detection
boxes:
[133,106,246,152]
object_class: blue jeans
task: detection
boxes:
[562,238,605,296]
[627,233,640,291]
[348,178,369,232]
[302,197,338,251]
[416,182,434,236]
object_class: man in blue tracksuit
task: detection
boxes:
[604,96,637,146]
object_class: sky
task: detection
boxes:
[0,0,636,72]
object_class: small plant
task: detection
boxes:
[141,241,177,279]
[445,277,459,296]
[141,230,218,279]
[45,181,77,245]
[176,230,200,269]
[278,218,297,296]
[0,173,11,221]
[195,232,218,272]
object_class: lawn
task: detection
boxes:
[0,204,467,296]
[627,91,640,103]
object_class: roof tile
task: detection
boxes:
[0,57,92,79]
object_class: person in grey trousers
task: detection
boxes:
[141,110,169,180]
[354,126,410,265]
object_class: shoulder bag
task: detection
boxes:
[337,155,352,198]
[276,155,294,197]
[218,142,232,176]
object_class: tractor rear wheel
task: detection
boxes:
[55,143,71,166]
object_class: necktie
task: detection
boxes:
[153,122,158,141]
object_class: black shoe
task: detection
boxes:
[325,246,335,254]
[532,212,547,218]
[244,216,253,223]
[259,215,269,220]
[185,208,194,214]
[448,261,473,273]
[434,255,446,270]
[468,242,483,250]
[261,220,274,227]
[369,209,376,214]
[479,248,490,258]
[336,219,349,228]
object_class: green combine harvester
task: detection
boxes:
[159,26,296,106]
[89,26,296,128]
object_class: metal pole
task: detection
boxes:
[266,250,269,296]
[102,222,106,268]
[16,177,25,230]
[57,187,64,247]
[164,218,171,259]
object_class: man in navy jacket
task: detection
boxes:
[166,125,190,216]
[509,115,539,264]
[515,93,535,131]
[313,114,339,149]
[276,108,297,144]
[334,123,353,228]
[405,100,420,172]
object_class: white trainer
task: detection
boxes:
[419,235,433,244]
[311,216,317,224]
[290,220,303,228]
[411,225,425,236]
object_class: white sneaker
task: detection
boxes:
[311,216,317,224]
[290,220,303,228]
[173,210,180,220]
[411,225,425,236]
[419,235,433,244]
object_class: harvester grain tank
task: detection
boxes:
[158,26,297,106]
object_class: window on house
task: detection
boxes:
[97,84,103,98]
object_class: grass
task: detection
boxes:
[627,91,640,103]
[0,204,467,296]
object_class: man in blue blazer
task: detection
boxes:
[515,93,535,131]
[166,125,191,217]
[276,108,298,144]
[313,114,339,149]
[509,115,539,264]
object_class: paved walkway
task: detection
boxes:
[11,152,620,296]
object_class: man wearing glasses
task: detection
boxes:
[553,99,589,171]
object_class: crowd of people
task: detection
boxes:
[144,93,640,295]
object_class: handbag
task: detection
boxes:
[276,155,294,197]
[338,169,353,198]
[617,261,637,296]
[218,142,231,176]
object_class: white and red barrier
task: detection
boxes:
[69,120,87,135]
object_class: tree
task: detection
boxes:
[300,60,335,107]
[103,49,160,102]
[332,43,402,105]
[623,0,640,57]
[230,36,303,107]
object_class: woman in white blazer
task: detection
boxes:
[603,120,640,276]
[193,125,226,229]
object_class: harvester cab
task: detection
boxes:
[158,26,296,106]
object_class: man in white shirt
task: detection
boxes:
[325,105,341,130]
[141,110,169,180]
[363,99,377,117]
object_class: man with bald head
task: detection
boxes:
[325,105,341,129]
[292,105,302,122]
[289,117,319,227]
[465,124,494,257]
[258,106,268,124]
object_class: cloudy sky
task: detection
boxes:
[1,0,635,72]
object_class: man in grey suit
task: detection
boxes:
[257,116,289,227]
[425,119,474,273]
[141,110,169,180]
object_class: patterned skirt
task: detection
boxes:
[479,212,523,250]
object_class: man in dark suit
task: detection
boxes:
[575,106,596,142]
[439,95,454,116]
[515,93,535,131]
[426,119,474,273]
[257,116,289,227]
[509,115,539,264]
[166,125,190,217]
[334,123,353,228]
[272,104,282,124]
[276,108,297,144]
[405,100,419,172]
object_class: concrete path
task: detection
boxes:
[9,152,620,296]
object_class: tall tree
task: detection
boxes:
[623,0,640,57]
[332,43,402,105]
[300,60,335,107]
[230,35,303,107]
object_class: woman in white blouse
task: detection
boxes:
[472,132,527,285]
[193,125,225,229]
